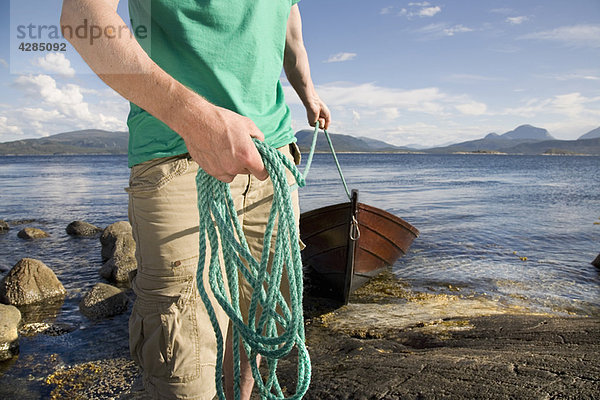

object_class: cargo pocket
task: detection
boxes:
[126,154,192,195]
[161,298,202,380]
[129,273,202,382]
[129,304,170,378]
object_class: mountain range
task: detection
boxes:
[425,124,600,155]
[0,125,599,156]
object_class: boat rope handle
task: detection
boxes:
[196,140,311,400]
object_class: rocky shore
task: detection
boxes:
[1,219,599,399]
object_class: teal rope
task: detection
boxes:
[291,121,351,201]
[196,140,311,400]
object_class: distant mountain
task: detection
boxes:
[578,126,600,140]
[503,137,600,155]
[0,130,128,155]
[500,124,554,140]
[427,125,558,154]
[295,130,410,153]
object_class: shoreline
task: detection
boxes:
[4,271,597,399]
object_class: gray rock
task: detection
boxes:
[79,283,129,320]
[101,221,132,262]
[66,220,102,237]
[0,303,21,361]
[0,258,67,306]
[17,227,50,240]
[100,234,137,283]
[0,220,9,233]
[592,253,600,268]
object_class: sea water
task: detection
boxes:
[0,153,599,396]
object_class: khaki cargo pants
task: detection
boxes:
[127,144,301,400]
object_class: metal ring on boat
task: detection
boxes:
[350,215,361,241]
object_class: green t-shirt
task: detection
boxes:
[127,0,300,167]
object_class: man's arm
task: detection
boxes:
[284,4,331,130]
[60,0,267,182]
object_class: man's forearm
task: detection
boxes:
[283,5,318,107]
[60,0,214,139]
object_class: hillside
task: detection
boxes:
[0,130,128,155]
[503,137,600,155]
[426,124,600,155]
[294,130,409,153]
[578,127,600,140]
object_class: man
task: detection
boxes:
[61,0,330,399]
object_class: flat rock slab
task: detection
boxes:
[279,315,600,400]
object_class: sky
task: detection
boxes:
[0,0,599,148]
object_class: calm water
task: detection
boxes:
[0,153,599,396]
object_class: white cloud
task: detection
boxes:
[380,6,393,15]
[383,107,399,120]
[352,110,360,124]
[0,116,23,137]
[455,101,487,115]
[521,24,600,48]
[33,53,76,77]
[10,74,127,136]
[503,92,600,119]
[0,58,8,68]
[419,6,441,17]
[395,2,441,18]
[506,16,529,25]
[443,25,473,36]
[324,52,357,63]
[416,23,473,38]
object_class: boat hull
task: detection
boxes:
[300,190,419,304]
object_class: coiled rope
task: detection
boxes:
[196,137,309,400]
[196,122,349,400]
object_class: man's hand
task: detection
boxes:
[305,96,331,131]
[180,103,268,183]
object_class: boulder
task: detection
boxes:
[79,283,129,320]
[99,234,137,283]
[0,258,67,306]
[100,221,132,262]
[0,303,21,361]
[66,221,102,237]
[0,220,9,233]
[17,227,50,239]
[592,253,600,268]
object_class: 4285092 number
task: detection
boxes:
[18,42,67,52]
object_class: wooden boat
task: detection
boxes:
[300,189,419,304]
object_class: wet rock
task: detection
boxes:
[100,221,132,261]
[592,253,600,268]
[17,227,50,240]
[100,222,137,283]
[0,303,21,361]
[66,220,102,237]
[0,220,9,233]
[100,234,137,283]
[44,358,141,399]
[276,312,600,400]
[0,258,66,306]
[79,283,129,320]
[19,322,76,337]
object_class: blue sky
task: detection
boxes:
[0,0,599,147]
